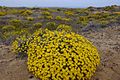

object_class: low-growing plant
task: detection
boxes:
[55,16,62,20]
[2,25,16,31]
[46,22,57,30]
[62,18,71,22]
[0,12,7,16]
[99,20,109,28]
[9,19,22,27]
[33,22,42,28]
[44,15,53,19]
[64,11,74,16]
[41,11,51,16]
[20,10,32,16]
[56,24,72,32]
[26,17,34,21]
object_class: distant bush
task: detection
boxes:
[9,19,22,27]
[0,12,6,16]
[46,22,57,30]
[2,25,16,31]
[7,9,19,15]
[55,16,62,20]
[41,11,51,16]
[64,11,74,16]
[56,24,72,32]
[77,16,89,26]
[20,10,32,16]
[38,16,44,19]
[62,18,71,22]
[113,12,120,15]
[99,20,109,28]
[44,15,53,19]
[33,22,42,28]
[26,17,34,21]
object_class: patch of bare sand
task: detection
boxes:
[82,26,120,80]
[0,45,33,80]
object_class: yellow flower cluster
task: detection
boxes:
[12,28,100,79]
[26,29,100,80]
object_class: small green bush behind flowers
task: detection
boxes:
[12,27,100,80]
[26,17,34,21]
[46,22,57,30]
[33,22,42,28]
[56,24,72,32]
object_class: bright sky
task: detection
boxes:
[0,0,120,8]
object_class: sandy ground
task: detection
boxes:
[0,26,120,80]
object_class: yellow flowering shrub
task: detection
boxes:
[12,28,100,79]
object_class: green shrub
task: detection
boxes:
[78,16,89,26]
[2,25,16,31]
[0,12,7,16]
[62,18,71,22]
[99,20,109,28]
[12,29,100,80]
[44,15,53,19]
[20,10,32,16]
[33,22,42,28]
[46,22,57,30]
[9,19,22,27]
[64,11,74,16]
[26,17,34,21]
[7,9,19,15]
[55,16,62,20]
[41,11,51,16]
[56,24,72,32]
[38,16,44,19]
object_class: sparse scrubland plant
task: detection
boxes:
[33,22,42,28]
[62,18,71,22]
[98,20,109,28]
[64,11,74,16]
[55,16,62,20]
[2,25,16,31]
[77,16,89,26]
[41,11,51,16]
[0,12,7,16]
[20,10,32,16]
[44,15,53,19]
[26,17,34,21]
[56,24,72,32]
[12,28,100,80]
[9,19,22,27]
[46,22,57,30]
